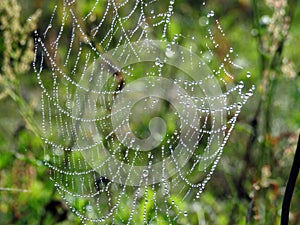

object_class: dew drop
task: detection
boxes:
[207,10,215,18]
[155,58,161,66]
[165,45,175,58]
[246,71,251,78]
[86,205,93,212]
[143,170,149,177]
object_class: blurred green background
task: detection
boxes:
[0,0,300,224]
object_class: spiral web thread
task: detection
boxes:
[33,0,255,224]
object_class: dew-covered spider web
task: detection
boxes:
[33,0,254,224]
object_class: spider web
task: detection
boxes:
[33,0,254,224]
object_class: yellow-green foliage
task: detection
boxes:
[0,0,41,100]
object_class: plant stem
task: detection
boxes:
[281,133,300,225]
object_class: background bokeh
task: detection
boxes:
[0,0,299,224]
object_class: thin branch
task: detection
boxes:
[281,133,300,225]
